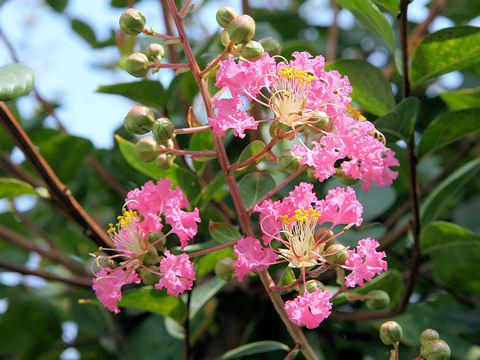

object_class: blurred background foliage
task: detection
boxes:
[0,0,479,359]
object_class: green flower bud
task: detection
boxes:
[305,279,325,294]
[365,290,390,310]
[221,30,231,47]
[335,168,360,186]
[269,121,295,140]
[119,8,146,35]
[259,37,281,56]
[139,266,161,286]
[227,15,255,44]
[240,40,264,61]
[141,245,159,266]
[153,117,175,141]
[420,329,440,345]
[216,6,238,28]
[125,52,149,77]
[155,153,175,170]
[215,257,235,281]
[147,231,166,251]
[135,136,159,162]
[325,243,348,265]
[379,321,403,345]
[279,149,302,174]
[422,340,451,360]
[147,43,165,60]
[124,106,155,135]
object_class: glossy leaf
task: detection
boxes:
[189,277,226,320]
[372,0,398,14]
[440,87,480,110]
[0,178,38,198]
[98,81,165,110]
[235,140,266,171]
[420,221,480,292]
[190,131,215,163]
[375,97,418,142]
[421,158,480,225]
[410,26,480,85]
[238,172,276,209]
[194,173,227,208]
[336,0,395,52]
[216,341,290,359]
[119,287,187,322]
[209,221,242,244]
[46,0,67,12]
[196,247,234,279]
[0,63,34,100]
[417,108,480,160]
[325,59,395,116]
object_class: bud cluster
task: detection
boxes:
[420,329,451,360]
[123,106,176,169]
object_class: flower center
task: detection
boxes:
[107,209,139,235]
[279,208,323,268]
[271,66,314,127]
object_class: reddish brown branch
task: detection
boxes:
[326,0,339,62]
[0,102,112,248]
[88,156,127,197]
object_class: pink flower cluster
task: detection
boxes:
[209,51,399,190]
[92,179,199,313]
[231,183,387,327]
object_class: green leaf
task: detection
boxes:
[209,221,242,244]
[421,158,480,225]
[336,0,395,52]
[194,173,227,208]
[119,287,187,322]
[375,97,418,142]
[190,131,215,164]
[189,277,226,320]
[235,141,266,171]
[332,270,404,307]
[372,0,398,14]
[46,0,67,12]
[420,221,480,292]
[71,18,97,47]
[0,178,38,198]
[196,247,234,279]
[410,26,480,85]
[98,81,165,110]
[216,341,290,360]
[440,87,480,111]
[417,108,480,160]
[0,63,34,100]
[238,172,276,209]
[325,59,395,116]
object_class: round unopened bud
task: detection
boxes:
[153,117,175,141]
[365,290,390,310]
[141,246,159,266]
[269,121,295,140]
[227,15,255,44]
[147,231,166,250]
[221,30,231,46]
[305,279,325,294]
[379,321,403,345]
[125,52,149,77]
[119,8,146,35]
[240,40,264,61]
[155,152,175,170]
[325,243,348,265]
[421,329,440,345]
[215,257,235,281]
[139,267,161,286]
[422,340,451,360]
[147,43,165,60]
[279,150,302,174]
[259,37,281,56]
[136,136,159,162]
[216,6,238,28]
[124,106,155,134]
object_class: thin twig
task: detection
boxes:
[410,0,450,45]
[228,137,281,172]
[326,0,339,62]
[174,125,212,134]
[183,288,192,360]
[88,156,128,197]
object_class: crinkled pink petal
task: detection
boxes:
[156,251,195,296]
[344,238,387,287]
[165,207,201,249]
[92,267,140,313]
[209,97,258,138]
[232,237,277,281]
[309,135,346,181]
[319,186,363,226]
[284,289,332,329]
[277,51,325,78]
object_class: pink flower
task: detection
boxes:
[92,267,140,313]
[126,179,201,248]
[318,186,363,226]
[156,251,195,296]
[209,97,258,138]
[285,289,332,329]
[344,238,388,287]
[232,237,277,281]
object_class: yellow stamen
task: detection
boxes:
[278,66,315,84]
[107,209,139,234]
[346,104,366,121]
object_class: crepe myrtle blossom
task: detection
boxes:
[209,51,398,190]
[231,182,387,327]
[91,179,199,313]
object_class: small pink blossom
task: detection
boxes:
[209,97,258,138]
[318,186,363,226]
[92,267,140,313]
[232,237,277,281]
[156,251,195,296]
[344,238,387,287]
[284,288,332,329]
